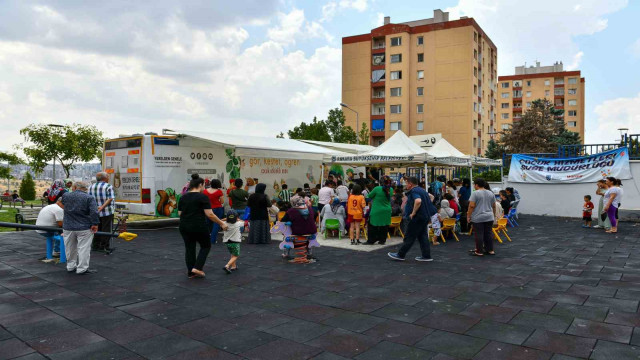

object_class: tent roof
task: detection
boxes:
[298,140,374,154]
[410,134,502,166]
[328,131,431,166]
[175,130,343,161]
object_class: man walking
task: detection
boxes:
[89,172,115,253]
[388,176,436,262]
[62,181,99,274]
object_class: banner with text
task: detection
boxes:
[508,147,632,183]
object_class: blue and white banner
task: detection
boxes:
[508,147,632,183]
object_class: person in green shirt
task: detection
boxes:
[229,178,249,218]
[365,178,394,245]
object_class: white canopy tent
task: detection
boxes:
[298,140,374,154]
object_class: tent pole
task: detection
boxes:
[469,163,473,192]
[500,164,504,188]
[320,163,325,185]
[424,162,428,188]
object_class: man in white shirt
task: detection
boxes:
[318,180,335,214]
[36,200,66,263]
[335,180,349,208]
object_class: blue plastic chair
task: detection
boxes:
[506,208,519,227]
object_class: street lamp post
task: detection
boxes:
[47,124,64,180]
[340,103,359,144]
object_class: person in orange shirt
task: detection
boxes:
[347,184,366,245]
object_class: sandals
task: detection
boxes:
[469,251,484,257]
[191,269,206,278]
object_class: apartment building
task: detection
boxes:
[341,9,498,155]
[497,62,585,142]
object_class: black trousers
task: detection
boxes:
[473,221,494,253]
[459,200,469,232]
[398,217,431,259]
[92,214,113,250]
[179,229,211,275]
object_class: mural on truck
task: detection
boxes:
[155,188,180,218]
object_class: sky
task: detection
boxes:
[0,0,638,155]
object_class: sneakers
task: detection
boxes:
[77,269,97,275]
[415,256,434,262]
[387,252,405,261]
[592,225,602,229]
[40,258,55,263]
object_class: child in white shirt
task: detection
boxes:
[223,211,244,274]
[268,199,280,223]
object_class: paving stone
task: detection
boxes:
[548,303,609,322]
[26,328,104,355]
[567,284,617,297]
[605,311,640,327]
[363,320,433,346]
[322,312,386,333]
[460,303,520,323]
[471,341,552,360]
[299,291,353,307]
[170,316,237,341]
[465,320,534,345]
[124,332,204,359]
[73,311,133,331]
[509,311,573,333]
[263,319,333,343]
[500,297,555,313]
[415,330,489,359]
[241,338,323,360]
[454,291,508,306]
[631,327,640,346]
[354,340,436,360]
[0,338,35,359]
[415,313,479,334]
[491,285,543,298]
[0,327,11,341]
[140,306,209,327]
[0,308,60,327]
[46,340,135,360]
[117,299,179,317]
[228,310,294,331]
[584,295,639,312]
[7,317,78,340]
[204,328,278,354]
[164,345,241,360]
[534,291,587,305]
[93,318,168,345]
[306,328,379,358]
[333,297,390,313]
[414,298,472,314]
[283,304,345,322]
[555,275,600,286]
[590,340,640,360]
[370,303,431,323]
[566,318,632,343]
[523,329,596,359]
[310,352,351,360]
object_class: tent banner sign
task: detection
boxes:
[330,155,415,164]
[508,147,631,183]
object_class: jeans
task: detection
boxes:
[207,207,224,243]
[180,229,211,275]
[39,232,66,263]
[64,230,93,273]
[473,221,494,253]
[398,217,431,259]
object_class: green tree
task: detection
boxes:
[19,172,36,200]
[0,152,23,191]
[287,117,331,141]
[326,108,357,143]
[285,108,360,144]
[499,99,565,153]
[20,124,104,178]
[552,128,581,147]
[484,139,504,159]
[276,132,285,139]
[358,122,370,145]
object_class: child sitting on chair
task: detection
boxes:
[222,211,244,274]
[268,199,280,224]
[582,195,594,228]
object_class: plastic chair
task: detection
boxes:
[492,218,511,243]
[324,219,341,239]
[441,218,459,242]
[506,208,519,227]
[388,216,404,238]
[359,219,368,240]
[511,200,520,219]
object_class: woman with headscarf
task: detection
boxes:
[594,180,611,230]
[320,197,346,234]
[47,180,67,205]
[247,183,271,244]
[365,178,393,245]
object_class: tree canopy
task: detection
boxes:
[484,139,504,159]
[20,124,104,178]
[19,172,36,201]
[498,99,580,154]
[285,108,367,144]
[0,151,23,183]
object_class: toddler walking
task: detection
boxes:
[223,211,244,274]
[582,195,594,228]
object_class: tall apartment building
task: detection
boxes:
[342,9,498,155]
[497,62,585,142]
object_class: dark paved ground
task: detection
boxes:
[0,216,639,360]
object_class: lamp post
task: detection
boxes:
[47,124,64,180]
[618,127,629,146]
[340,103,359,144]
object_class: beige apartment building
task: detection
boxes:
[342,9,498,155]
[497,62,585,142]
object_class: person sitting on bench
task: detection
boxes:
[36,199,66,263]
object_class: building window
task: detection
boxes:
[568,110,577,116]
[474,32,477,42]
[474,85,477,95]
[545,90,550,97]
[390,87,401,97]
[390,105,402,114]
[554,78,564,85]
[417,87,424,96]
[526,80,531,86]
[390,54,402,63]
[513,80,521,87]
[390,71,402,80]
[501,103,509,108]
[544,80,550,86]
[501,124,510,130]
[568,88,577,95]
[513,90,522,98]
[417,121,424,131]
[568,99,577,106]
[568,121,577,127]
[390,121,401,130]
[473,102,478,112]
[391,37,401,46]
[417,53,424,62]
[473,137,477,148]
[417,104,424,113]
[474,67,477,77]
[526,102,531,108]
[417,36,423,45]
[501,82,509,88]
[473,120,477,129]
[568,77,577,84]
[417,70,424,79]
[501,92,509,98]
[474,50,478,60]
[501,113,509,119]
[372,70,385,82]
[526,91,532,97]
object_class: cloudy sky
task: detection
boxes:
[0,0,638,154]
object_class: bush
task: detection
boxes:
[19,172,36,200]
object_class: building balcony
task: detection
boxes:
[371,130,385,137]
[554,93,565,98]
[371,97,385,104]
[554,83,564,88]
[512,86,522,91]
[371,80,385,87]
[371,64,385,71]
[371,47,385,54]
[513,107,522,112]
[513,97,522,101]
[371,114,385,120]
